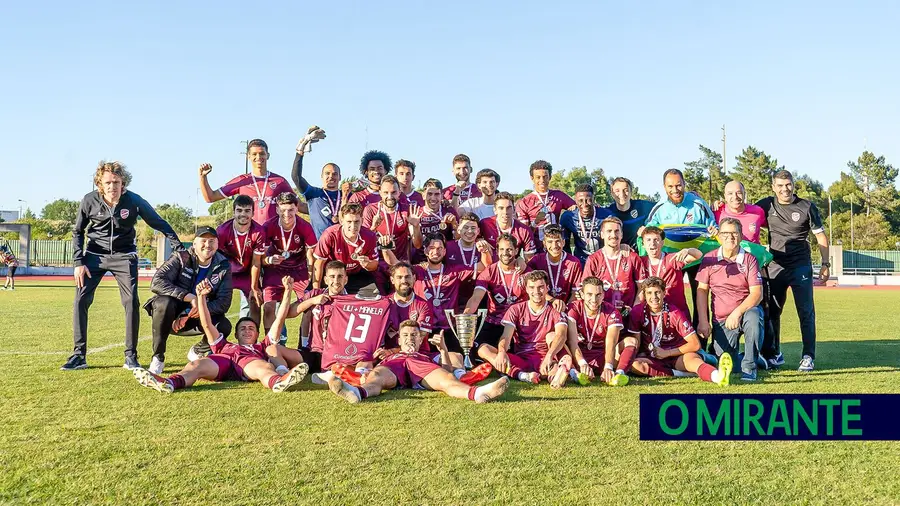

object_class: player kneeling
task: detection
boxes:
[328,321,509,404]
[132,277,308,393]
[624,277,732,386]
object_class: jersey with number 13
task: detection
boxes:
[321,295,395,369]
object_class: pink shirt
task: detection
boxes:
[313,225,379,275]
[348,187,381,206]
[526,252,583,300]
[443,183,482,205]
[714,204,767,244]
[389,295,436,352]
[501,301,568,355]
[627,303,696,351]
[401,190,425,207]
[639,253,689,315]
[218,172,294,225]
[479,216,537,256]
[695,247,763,321]
[260,216,317,277]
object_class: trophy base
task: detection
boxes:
[463,352,474,369]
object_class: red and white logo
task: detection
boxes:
[269,182,278,190]
[294,235,301,243]
[120,209,130,219]
[791,212,801,222]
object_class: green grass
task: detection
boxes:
[1,281,898,505]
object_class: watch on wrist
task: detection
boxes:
[821,262,831,268]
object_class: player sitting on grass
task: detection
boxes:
[564,276,631,386]
[328,320,509,404]
[624,276,732,386]
[132,277,308,394]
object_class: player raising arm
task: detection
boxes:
[131,278,308,394]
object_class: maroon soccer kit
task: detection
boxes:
[321,295,394,369]
[582,250,642,313]
[412,264,468,331]
[479,216,537,256]
[526,252,583,300]
[379,351,442,388]
[515,190,576,246]
[260,216,317,302]
[218,172,293,225]
[207,333,276,381]
[216,219,266,296]
[566,300,624,370]
[474,264,529,325]
[313,225,380,276]
[442,182,482,205]
[362,203,412,261]
[639,253,690,315]
[389,295,436,353]
[501,301,568,375]
[348,187,381,206]
[627,302,696,370]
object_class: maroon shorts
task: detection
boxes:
[507,350,546,374]
[381,355,441,388]
[636,353,679,373]
[232,271,252,297]
[206,354,246,382]
[579,347,607,371]
[262,267,309,302]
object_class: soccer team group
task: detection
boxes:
[60,126,830,404]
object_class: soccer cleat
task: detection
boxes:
[186,343,210,362]
[610,372,630,387]
[798,355,815,372]
[272,363,309,393]
[474,377,509,403]
[576,372,592,386]
[133,368,174,394]
[148,357,164,375]
[459,363,493,385]
[327,377,361,404]
[767,352,785,369]
[550,363,570,389]
[61,354,87,371]
[519,371,540,384]
[311,371,334,385]
[741,369,757,381]
[331,364,362,387]
[716,352,733,387]
[122,356,141,370]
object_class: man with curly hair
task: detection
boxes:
[62,161,184,371]
[348,150,392,206]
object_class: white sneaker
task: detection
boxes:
[149,357,164,375]
[311,370,334,385]
[798,355,815,372]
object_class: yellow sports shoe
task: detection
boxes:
[716,353,733,387]
[610,372,630,387]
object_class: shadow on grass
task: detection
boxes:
[775,340,900,371]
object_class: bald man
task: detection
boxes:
[713,181,767,245]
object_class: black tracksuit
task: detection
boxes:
[71,190,183,360]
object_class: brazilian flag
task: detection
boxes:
[636,224,772,268]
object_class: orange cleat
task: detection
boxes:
[331,364,362,387]
[459,363,493,385]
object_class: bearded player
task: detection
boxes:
[526,224,582,302]
[444,211,494,303]
[625,277,732,385]
[349,150,391,206]
[477,271,572,387]
[215,195,266,323]
[313,203,381,294]
[327,320,509,404]
[363,175,412,262]
[409,235,472,353]
[479,191,537,261]
[638,226,702,317]
[582,217,642,316]
[565,276,631,386]
[132,277,309,394]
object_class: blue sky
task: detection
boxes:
[2,1,898,217]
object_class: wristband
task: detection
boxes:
[604,363,614,371]
[578,359,589,367]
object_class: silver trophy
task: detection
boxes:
[444,308,487,369]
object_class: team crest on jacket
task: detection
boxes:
[294,235,301,243]
[686,212,694,222]
[410,311,419,321]
[749,223,757,231]
[494,293,506,304]
[211,273,221,284]
[120,209,129,219]
[630,209,638,218]
[791,212,801,222]
[269,181,278,190]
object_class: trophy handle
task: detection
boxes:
[443,309,459,341]
[475,308,488,339]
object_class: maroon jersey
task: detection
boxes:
[218,172,293,225]
[445,240,481,277]
[412,264,468,329]
[321,295,394,369]
[479,217,537,256]
[443,182,482,205]
[209,333,275,364]
[627,302,695,351]
[475,263,529,324]
[566,300,623,350]
[526,252,583,300]
[362,203,411,261]
[582,250,642,311]
[313,225,379,275]
[515,190,576,244]
[401,190,425,207]
[390,294,436,352]
[216,219,266,274]
[418,205,458,239]
[348,187,381,206]
[639,253,689,315]
[261,216,317,276]
[501,301,568,355]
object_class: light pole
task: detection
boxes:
[17,199,27,220]
[240,140,250,175]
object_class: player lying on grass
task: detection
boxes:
[623,276,732,386]
[564,276,632,386]
[132,277,309,393]
[328,320,509,404]
[476,270,573,388]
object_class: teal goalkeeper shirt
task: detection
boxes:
[645,193,716,228]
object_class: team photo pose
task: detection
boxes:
[515,160,576,248]
[565,276,630,386]
[582,217,643,316]
[638,226,702,317]
[479,191,537,260]
[313,203,382,294]
[526,224,582,301]
[349,150,391,206]
[458,168,500,219]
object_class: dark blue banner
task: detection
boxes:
[639,394,900,440]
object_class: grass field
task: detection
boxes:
[1,280,898,505]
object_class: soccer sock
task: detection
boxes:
[467,386,477,400]
[168,374,186,390]
[267,375,280,390]
[454,369,465,380]
[275,365,289,376]
[507,365,522,379]
[516,372,531,382]
[356,386,368,399]
[697,363,716,382]
[617,345,637,372]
